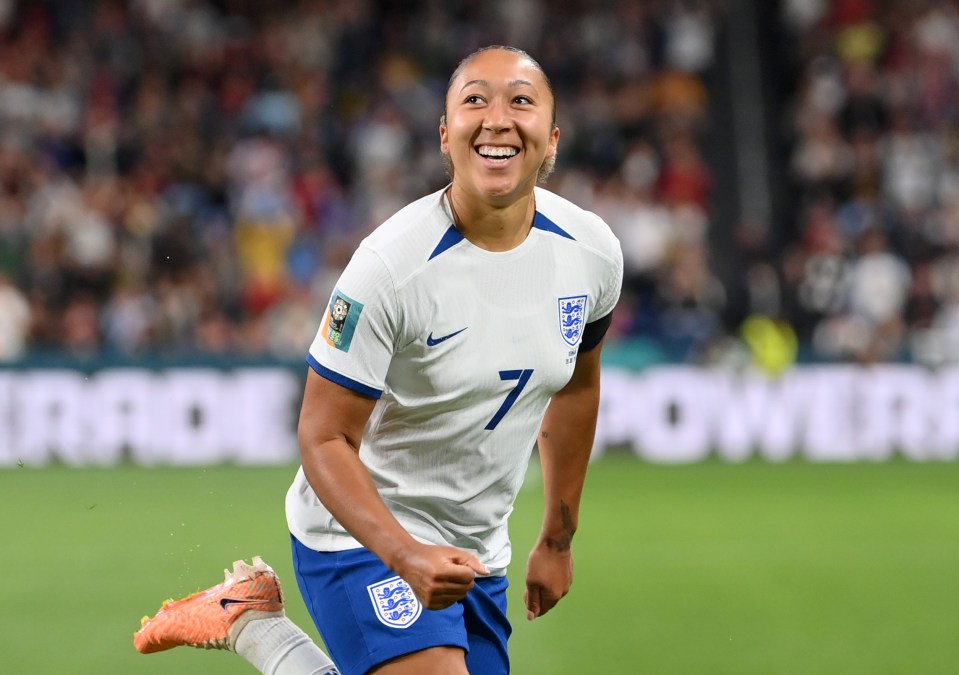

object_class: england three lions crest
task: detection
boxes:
[558,295,588,347]
[367,576,422,629]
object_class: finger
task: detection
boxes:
[538,591,558,617]
[448,550,490,577]
[438,564,481,585]
[464,557,490,577]
[425,595,457,610]
[525,584,541,621]
[427,586,473,610]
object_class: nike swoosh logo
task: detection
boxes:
[426,327,468,346]
[219,597,265,610]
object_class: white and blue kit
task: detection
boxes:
[287,185,623,675]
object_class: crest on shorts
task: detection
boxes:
[323,289,363,352]
[558,295,587,346]
[367,576,422,629]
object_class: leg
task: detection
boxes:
[134,557,285,653]
[134,556,339,674]
[371,646,469,675]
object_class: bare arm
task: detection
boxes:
[297,369,487,609]
[525,339,604,620]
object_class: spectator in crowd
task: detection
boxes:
[778,0,959,365]
[41,1,959,368]
[0,0,723,363]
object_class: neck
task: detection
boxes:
[446,185,537,252]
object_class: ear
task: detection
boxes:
[439,116,449,154]
[546,125,560,159]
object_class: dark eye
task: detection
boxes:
[465,95,485,104]
[514,96,532,105]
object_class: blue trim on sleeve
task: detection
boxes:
[428,224,465,260]
[306,354,383,399]
[533,211,575,240]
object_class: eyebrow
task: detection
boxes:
[459,79,536,92]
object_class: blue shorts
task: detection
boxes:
[291,536,511,675]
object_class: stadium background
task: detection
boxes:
[1,1,958,673]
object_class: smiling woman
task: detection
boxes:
[440,47,560,236]
[135,45,624,675]
[440,46,558,189]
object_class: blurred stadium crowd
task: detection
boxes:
[775,0,959,368]
[1,0,957,369]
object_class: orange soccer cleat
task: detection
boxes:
[134,556,285,654]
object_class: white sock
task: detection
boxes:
[234,616,339,675]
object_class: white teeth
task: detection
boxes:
[478,146,518,159]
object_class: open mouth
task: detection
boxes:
[476,145,520,163]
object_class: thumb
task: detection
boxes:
[463,554,489,577]
[449,550,489,577]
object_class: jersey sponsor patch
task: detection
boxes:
[558,295,587,346]
[366,576,422,629]
[322,289,363,352]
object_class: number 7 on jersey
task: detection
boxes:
[485,369,534,430]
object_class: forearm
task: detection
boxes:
[301,438,418,572]
[537,384,599,548]
[297,370,418,572]
[524,349,602,620]
[297,370,487,611]
[537,337,603,548]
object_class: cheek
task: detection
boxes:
[446,127,474,157]
[445,114,475,137]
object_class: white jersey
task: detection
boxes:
[286,186,623,575]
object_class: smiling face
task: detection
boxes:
[440,47,560,208]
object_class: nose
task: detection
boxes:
[482,97,513,133]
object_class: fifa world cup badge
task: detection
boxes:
[328,296,351,345]
[324,289,364,352]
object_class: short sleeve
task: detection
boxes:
[307,246,397,399]
[590,229,624,321]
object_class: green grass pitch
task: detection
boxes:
[2,455,958,674]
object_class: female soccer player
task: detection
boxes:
[135,44,623,675]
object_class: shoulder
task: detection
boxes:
[362,187,450,252]
[356,186,453,282]
[534,187,622,265]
